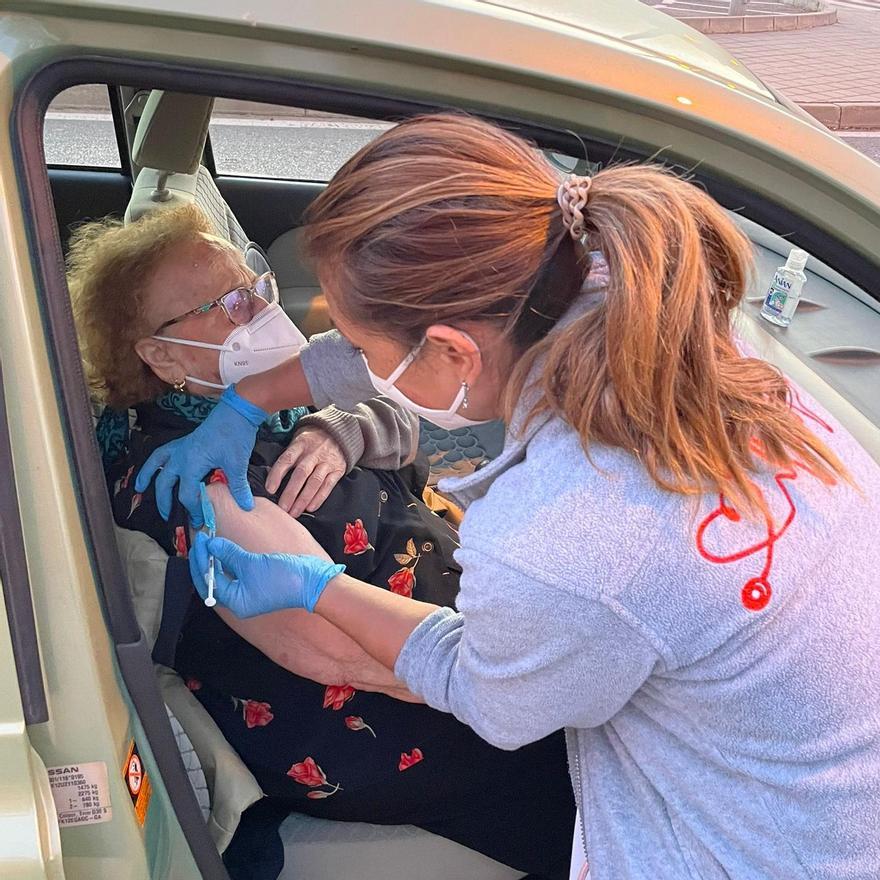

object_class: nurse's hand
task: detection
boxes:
[135,385,268,527]
[189,532,346,617]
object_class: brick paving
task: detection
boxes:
[713,9,880,103]
[639,0,839,32]
[642,0,812,17]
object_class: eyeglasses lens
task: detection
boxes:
[254,273,279,305]
[222,289,254,326]
[221,275,277,326]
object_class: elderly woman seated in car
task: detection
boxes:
[67,204,575,880]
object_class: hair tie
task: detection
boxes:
[557,175,592,240]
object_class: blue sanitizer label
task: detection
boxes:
[763,272,791,315]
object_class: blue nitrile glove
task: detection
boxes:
[188,532,346,617]
[135,385,268,527]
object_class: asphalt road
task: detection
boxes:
[839,133,880,163]
[44,113,390,181]
[44,112,880,179]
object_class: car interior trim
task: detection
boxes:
[0,357,49,725]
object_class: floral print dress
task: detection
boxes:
[101,393,575,880]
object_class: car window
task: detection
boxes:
[209,98,392,182]
[43,85,122,169]
[544,151,598,177]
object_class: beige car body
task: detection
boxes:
[0,1,878,878]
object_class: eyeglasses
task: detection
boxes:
[154,272,279,333]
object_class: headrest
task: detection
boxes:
[132,90,215,175]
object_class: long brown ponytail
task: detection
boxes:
[304,113,848,512]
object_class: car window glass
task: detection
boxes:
[209,98,392,181]
[544,150,598,177]
[44,85,121,169]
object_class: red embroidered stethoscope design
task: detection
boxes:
[695,389,834,612]
[696,469,797,612]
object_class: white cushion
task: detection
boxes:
[132,90,213,175]
[279,812,524,880]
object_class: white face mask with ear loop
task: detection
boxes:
[361,331,491,430]
[153,302,308,391]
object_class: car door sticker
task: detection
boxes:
[122,739,152,826]
[47,761,112,827]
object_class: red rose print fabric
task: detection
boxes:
[389,538,422,597]
[398,748,424,771]
[128,492,143,519]
[287,757,342,798]
[345,715,376,737]
[174,525,188,558]
[343,519,373,555]
[287,756,326,786]
[114,465,135,497]
[102,391,487,828]
[230,696,274,728]
[323,684,356,711]
[388,567,415,598]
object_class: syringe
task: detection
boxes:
[199,481,218,608]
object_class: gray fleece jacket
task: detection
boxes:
[300,323,880,880]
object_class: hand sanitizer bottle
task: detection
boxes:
[760,249,809,328]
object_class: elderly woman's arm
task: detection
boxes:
[203,482,420,703]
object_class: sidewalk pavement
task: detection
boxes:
[641,0,839,34]
[712,8,880,128]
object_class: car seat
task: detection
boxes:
[122,91,523,880]
[126,90,327,334]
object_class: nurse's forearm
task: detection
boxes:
[237,356,314,413]
[315,573,439,672]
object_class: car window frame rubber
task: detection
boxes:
[10,52,880,880]
[107,83,133,177]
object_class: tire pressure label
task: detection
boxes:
[47,761,112,827]
[123,739,152,826]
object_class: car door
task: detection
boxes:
[0,603,62,880]
[3,5,880,880]
[2,45,224,880]
[0,365,63,880]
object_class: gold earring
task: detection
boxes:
[172,378,186,392]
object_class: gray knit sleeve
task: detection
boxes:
[294,400,419,472]
[297,329,419,470]
[395,548,658,750]
[299,329,376,411]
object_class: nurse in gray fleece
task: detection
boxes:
[139,114,880,880]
